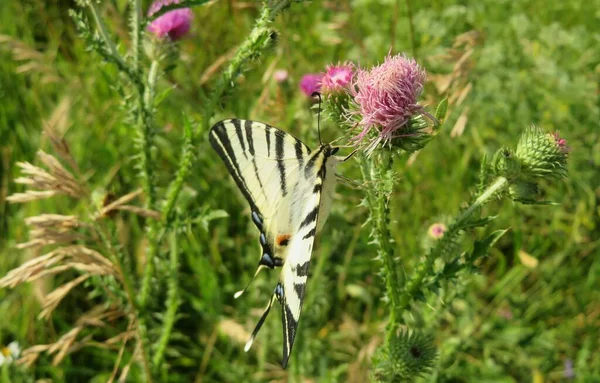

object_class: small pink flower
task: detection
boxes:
[147,0,193,41]
[274,69,289,83]
[299,73,323,97]
[552,132,570,153]
[427,223,446,239]
[321,64,354,94]
[352,53,426,142]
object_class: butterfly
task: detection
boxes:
[209,118,353,367]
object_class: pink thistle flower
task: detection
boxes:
[299,73,323,97]
[147,0,193,41]
[427,223,446,239]
[321,64,354,94]
[352,53,426,143]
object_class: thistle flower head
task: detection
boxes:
[299,73,323,97]
[352,53,427,143]
[147,0,193,41]
[515,127,569,180]
[427,223,447,239]
[320,63,354,95]
[509,179,539,203]
[371,330,437,382]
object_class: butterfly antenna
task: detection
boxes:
[311,92,323,146]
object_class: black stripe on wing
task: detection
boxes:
[275,132,287,196]
[209,121,259,214]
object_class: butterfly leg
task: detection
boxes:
[340,148,358,162]
[335,173,364,190]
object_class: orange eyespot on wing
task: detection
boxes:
[276,234,291,247]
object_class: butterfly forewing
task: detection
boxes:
[209,119,337,367]
[210,119,312,270]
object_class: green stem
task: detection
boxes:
[139,60,159,210]
[139,110,194,309]
[87,0,126,69]
[396,176,509,316]
[137,61,159,309]
[145,60,159,113]
[456,177,508,226]
[152,228,181,371]
[161,117,196,225]
[360,154,402,326]
[201,0,293,132]
[146,0,212,23]
[130,0,142,71]
[139,226,158,309]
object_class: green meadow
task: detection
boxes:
[0,0,598,381]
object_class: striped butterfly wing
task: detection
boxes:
[277,146,333,367]
[210,119,312,274]
[244,145,336,367]
[210,119,338,367]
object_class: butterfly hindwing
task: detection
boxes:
[278,152,328,367]
[210,119,338,367]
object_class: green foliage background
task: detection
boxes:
[1,0,598,381]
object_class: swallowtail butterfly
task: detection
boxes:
[210,118,352,367]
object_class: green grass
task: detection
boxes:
[1,0,599,382]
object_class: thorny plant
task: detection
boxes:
[310,54,570,380]
[2,0,302,381]
[1,1,571,382]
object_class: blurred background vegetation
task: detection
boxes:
[1,0,598,381]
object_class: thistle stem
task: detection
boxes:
[161,118,196,225]
[138,61,160,309]
[201,0,293,132]
[360,154,402,326]
[396,176,509,316]
[152,228,181,371]
[130,0,142,71]
[457,177,508,225]
[87,0,126,68]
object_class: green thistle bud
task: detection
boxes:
[321,64,354,125]
[492,147,521,180]
[509,179,539,203]
[385,114,433,154]
[322,91,352,125]
[371,329,437,382]
[515,126,569,180]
